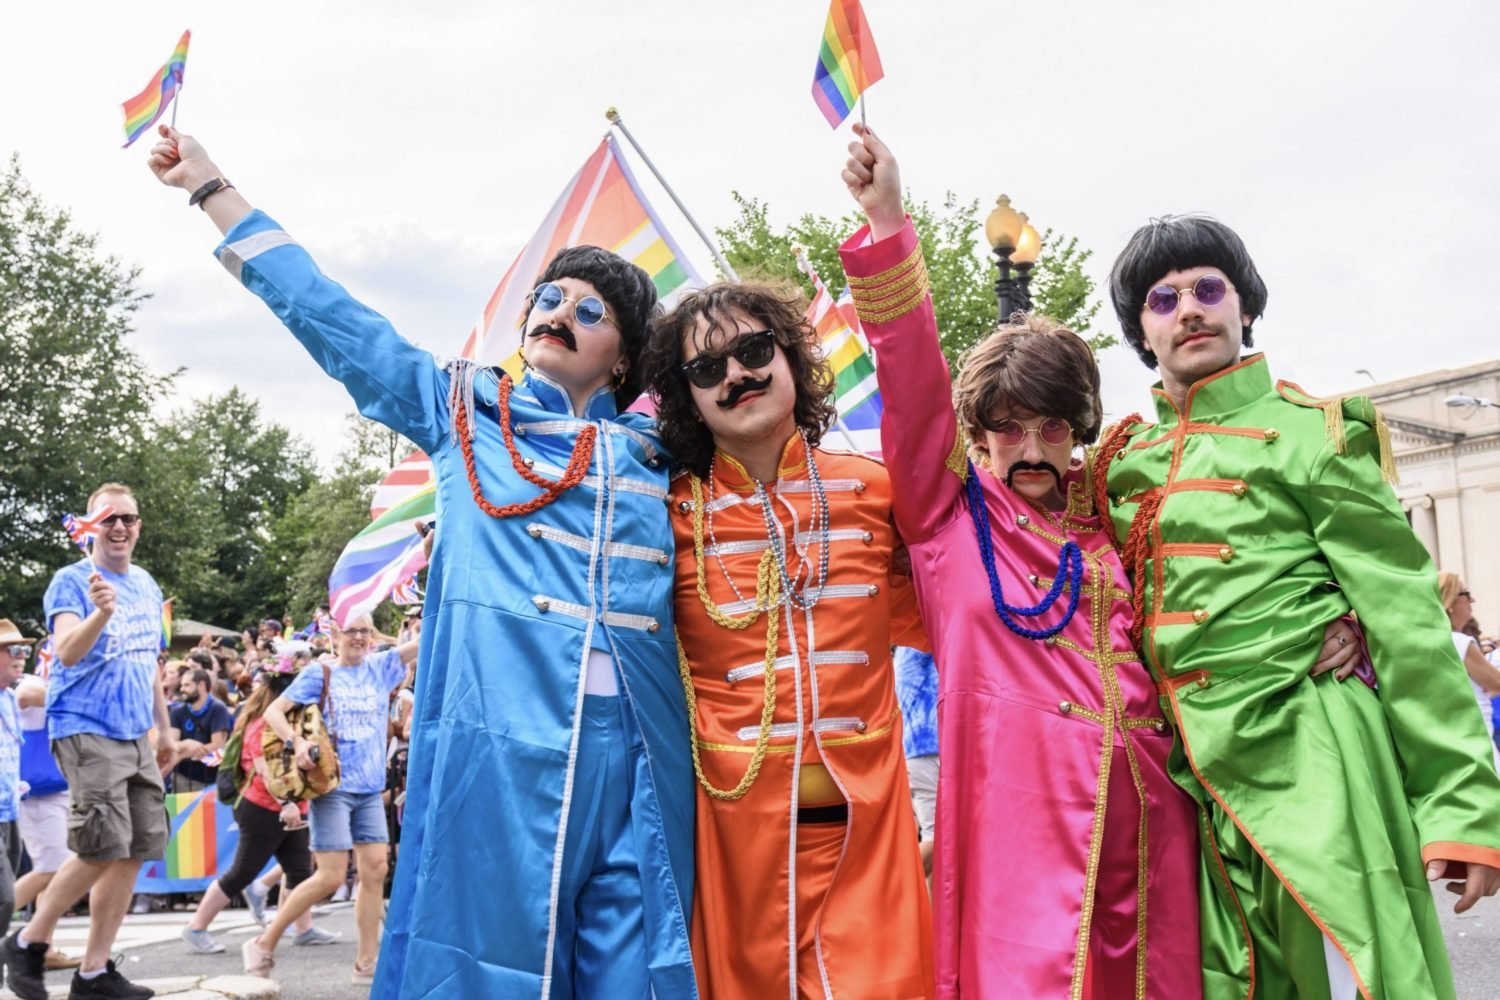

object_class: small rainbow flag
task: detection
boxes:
[121,30,191,148]
[161,598,174,651]
[163,790,218,880]
[811,0,884,128]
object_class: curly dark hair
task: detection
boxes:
[527,246,660,409]
[641,281,838,477]
[1108,215,1267,370]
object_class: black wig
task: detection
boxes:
[531,246,660,408]
[1108,215,1267,370]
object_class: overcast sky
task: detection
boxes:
[5,1,1498,468]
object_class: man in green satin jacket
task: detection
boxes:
[1098,215,1500,1000]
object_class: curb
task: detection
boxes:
[1,974,278,999]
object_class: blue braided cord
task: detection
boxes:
[964,460,1085,640]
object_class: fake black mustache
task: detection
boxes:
[527,324,577,352]
[718,374,774,409]
[1004,461,1062,491]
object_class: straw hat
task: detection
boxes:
[0,620,35,646]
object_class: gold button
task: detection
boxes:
[1111,495,1124,507]
[1263,428,1280,442]
[533,597,551,612]
[862,531,873,544]
[1192,609,1210,624]
[1114,450,1127,461]
[1044,634,1058,646]
[1195,676,1210,689]
[1218,546,1234,562]
[1153,720,1167,732]
[647,620,660,634]
[867,585,880,597]
[1058,701,1073,714]
[1231,483,1247,497]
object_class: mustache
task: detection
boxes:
[527,323,577,352]
[1004,461,1063,491]
[1175,322,1227,347]
[718,374,773,409]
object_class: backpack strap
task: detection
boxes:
[319,664,332,716]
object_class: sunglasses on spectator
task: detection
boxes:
[986,417,1074,448]
[681,330,778,389]
[1144,274,1230,315]
[532,282,615,328]
[99,513,141,528]
[5,646,29,659]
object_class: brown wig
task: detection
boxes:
[953,314,1104,450]
[641,281,838,477]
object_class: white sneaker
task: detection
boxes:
[181,927,225,954]
[293,926,342,946]
[330,883,352,903]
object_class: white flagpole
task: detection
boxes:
[605,108,740,283]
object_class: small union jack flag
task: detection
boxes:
[34,638,54,681]
[61,504,116,553]
[390,574,423,606]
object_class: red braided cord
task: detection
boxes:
[1092,414,1141,552]
[455,374,597,520]
[1123,488,1164,651]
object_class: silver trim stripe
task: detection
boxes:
[715,585,873,617]
[608,423,661,462]
[531,595,659,632]
[707,492,761,513]
[778,478,864,494]
[704,529,869,559]
[814,717,866,733]
[527,523,668,565]
[518,419,589,436]
[736,721,801,741]
[216,230,298,282]
[724,649,870,684]
[532,462,668,501]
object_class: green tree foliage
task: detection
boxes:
[266,414,416,626]
[127,389,318,630]
[715,190,1114,371]
[0,156,174,631]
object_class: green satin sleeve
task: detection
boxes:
[1305,419,1500,870]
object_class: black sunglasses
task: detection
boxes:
[681,330,777,389]
[99,513,140,528]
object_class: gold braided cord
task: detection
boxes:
[679,473,783,801]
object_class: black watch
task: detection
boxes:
[188,177,233,209]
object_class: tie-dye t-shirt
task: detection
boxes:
[43,558,163,741]
[893,645,938,759]
[284,650,406,795]
[0,689,22,822]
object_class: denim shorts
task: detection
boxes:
[308,788,388,852]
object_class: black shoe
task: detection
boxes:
[1,931,48,1000]
[68,958,155,999]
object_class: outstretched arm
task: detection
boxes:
[146,125,450,453]
[838,125,965,543]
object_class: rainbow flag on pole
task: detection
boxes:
[797,251,883,457]
[121,30,190,147]
[328,481,435,628]
[163,790,217,880]
[461,134,707,371]
[811,0,884,128]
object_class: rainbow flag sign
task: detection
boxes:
[160,598,174,651]
[135,790,254,893]
[121,30,190,148]
[811,0,884,128]
[460,134,706,370]
[798,253,883,457]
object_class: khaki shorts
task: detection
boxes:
[52,734,169,863]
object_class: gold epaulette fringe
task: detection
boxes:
[846,242,931,325]
[1276,382,1399,485]
[945,415,970,482]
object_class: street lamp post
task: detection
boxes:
[985,194,1042,323]
[1444,393,1500,411]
